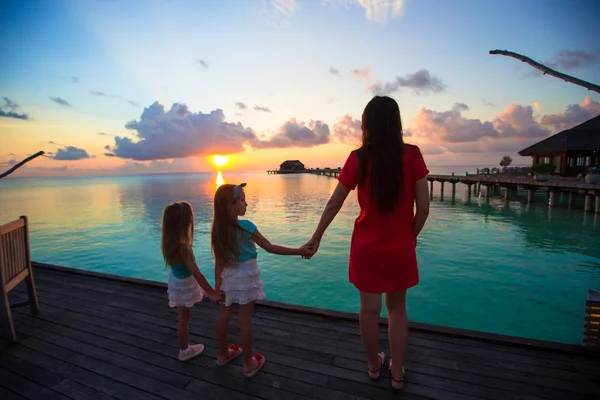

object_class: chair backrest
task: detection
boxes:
[0,216,31,292]
[584,290,600,348]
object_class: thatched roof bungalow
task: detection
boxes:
[519,115,600,176]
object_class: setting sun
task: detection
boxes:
[212,155,229,167]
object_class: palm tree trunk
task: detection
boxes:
[0,151,45,180]
[489,49,600,94]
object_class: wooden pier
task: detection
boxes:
[427,174,600,213]
[1,263,599,400]
[267,168,342,178]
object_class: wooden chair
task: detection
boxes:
[584,290,600,348]
[0,216,39,343]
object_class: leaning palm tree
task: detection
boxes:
[490,50,600,94]
[0,151,45,180]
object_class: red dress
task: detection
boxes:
[337,145,429,293]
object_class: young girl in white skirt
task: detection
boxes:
[162,201,220,361]
[211,183,311,378]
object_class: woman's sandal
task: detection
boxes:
[389,359,406,390]
[367,352,386,380]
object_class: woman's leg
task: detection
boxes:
[216,304,235,362]
[359,292,383,372]
[385,289,408,388]
[177,306,191,350]
[238,301,256,372]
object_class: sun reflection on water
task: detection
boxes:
[216,171,225,188]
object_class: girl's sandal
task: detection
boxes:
[244,354,266,378]
[389,359,406,390]
[367,352,386,380]
[216,344,243,366]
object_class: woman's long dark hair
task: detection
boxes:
[357,96,405,215]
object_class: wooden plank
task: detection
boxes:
[60,353,201,400]
[332,356,590,400]
[14,282,600,390]
[183,379,262,400]
[52,379,118,400]
[0,368,69,400]
[55,364,164,400]
[0,386,27,400]
[326,375,482,400]
[0,352,67,389]
[12,308,344,400]
[7,268,600,400]
[2,340,115,400]
[12,282,600,396]
[257,307,600,364]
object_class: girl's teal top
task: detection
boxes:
[169,247,193,279]
[170,262,191,279]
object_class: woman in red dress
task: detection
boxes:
[305,96,430,390]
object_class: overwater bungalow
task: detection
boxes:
[519,115,600,177]
[279,160,306,171]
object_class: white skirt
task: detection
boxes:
[167,273,205,308]
[221,258,266,307]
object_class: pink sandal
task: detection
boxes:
[217,344,243,366]
[244,354,266,378]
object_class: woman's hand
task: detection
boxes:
[302,237,321,259]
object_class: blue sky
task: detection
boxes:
[1,0,599,176]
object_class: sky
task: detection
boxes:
[1,0,600,177]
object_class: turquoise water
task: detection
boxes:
[1,169,599,344]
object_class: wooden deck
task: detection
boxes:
[1,264,599,400]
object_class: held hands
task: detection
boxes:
[300,236,321,259]
[208,289,223,304]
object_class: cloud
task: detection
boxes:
[413,102,549,145]
[90,90,107,96]
[48,141,57,145]
[104,153,115,157]
[236,102,247,110]
[333,115,362,144]
[50,97,72,107]
[252,118,330,149]
[112,102,257,160]
[268,0,296,17]
[533,102,542,112]
[98,132,108,136]
[52,146,92,160]
[127,100,140,107]
[548,50,599,71]
[71,77,79,83]
[369,69,445,95]
[330,67,341,76]
[351,67,371,79]
[197,59,209,71]
[482,99,496,107]
[254,105,272,113]
[322,0,407,23]
[0,97,30,120]
[104,145,111,150]
[540,96,600,130]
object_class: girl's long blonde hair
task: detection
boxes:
[161,201,194,267]
[211,184,244,267]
